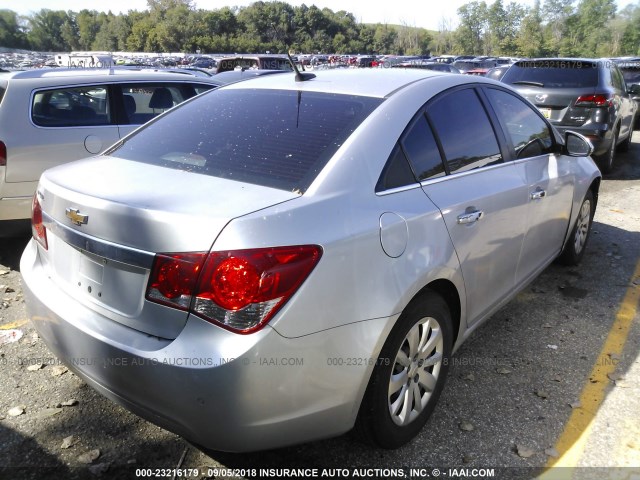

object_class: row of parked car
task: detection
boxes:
[394,57,640,174]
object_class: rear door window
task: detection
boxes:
[426,88,503,174]
[119,83,213,125]
[401,114,445,181]
[32,85,110,127]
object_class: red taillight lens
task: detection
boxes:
[0,141,6,167]
[146,253,207,310]
[31,194,48,250]
[193,245,322,333]
[147,245,322,334]
[575,94,612,107]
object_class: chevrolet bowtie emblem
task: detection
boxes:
[66,208,89,226]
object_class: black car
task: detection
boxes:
[503,58,638,173]
[452,59,499,74]
[391,61,461,73]
[614,58,640,129]
[485,65,511,81]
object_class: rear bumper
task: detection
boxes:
[20,239,393,452]
[0,174,37,221]
[0,196,32,221]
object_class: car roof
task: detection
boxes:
[0,67,221,84]
[222,68,448,98]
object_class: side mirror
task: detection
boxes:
[565,131,594,157]
[629,83,640,99]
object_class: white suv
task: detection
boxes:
[0,68,221,233]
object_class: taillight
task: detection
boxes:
[31,193,48,250]
[146,253,207,310]
[0,141,6,167]
[145,245,322,334]
[575,94,612,107]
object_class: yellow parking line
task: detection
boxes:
[0,318,29,330]
[542,259,640,474]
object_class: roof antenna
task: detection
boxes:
[287,51,315,82]
[271,21,315,82]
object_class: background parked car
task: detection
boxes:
[452,58,499,73]
[613,58,640,128]
[485,65,511,81]
[502,58,637,173]
[0,68,222,232]
[22,69,600,453]
[392,61,461,73]
[215,55,292,73]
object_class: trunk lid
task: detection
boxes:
[37,155,299,339]
[516,86,597,126]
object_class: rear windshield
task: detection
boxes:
[107,89,382,192]
[503,60,599,88]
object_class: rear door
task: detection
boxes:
[7,83,120,183]
[418,87,529,326]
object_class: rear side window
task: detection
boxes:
[119,83,211,125]
[502,61,599,88]
[108,89,382,192]
[427,89,502,174]
[0,86,6,105]
[401,114,445,181]
[32,86,110,127]
[485,88,553,159]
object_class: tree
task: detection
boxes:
[542,0,575,56]
[0,10,28,49]
[516,0,545,57]
[27,9,73,51]
[454,1,488,55]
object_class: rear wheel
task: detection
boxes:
[595,130,618,174]
[559,190,594,266]
[355,291,452,449]
[618,129,632,152]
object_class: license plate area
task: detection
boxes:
[48,233,148,317]
[538,107,552,119]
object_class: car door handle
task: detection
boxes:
[530,189,546,200]
[457,210,484,224]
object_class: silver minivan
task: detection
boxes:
[0,68,220,232]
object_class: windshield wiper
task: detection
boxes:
[511,80,544,87]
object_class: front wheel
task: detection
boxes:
[355,291,453,449]
[559,190,594,265]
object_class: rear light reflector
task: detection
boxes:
[575,94,612,107]
[0,141,6,167]
[31,193,48,250]
[146,252,207,310]
[145,245,322,334]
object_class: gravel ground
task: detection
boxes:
[1,135,639,480]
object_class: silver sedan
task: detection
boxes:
[21,69,601,452]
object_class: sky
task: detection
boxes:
[1,0,637,31]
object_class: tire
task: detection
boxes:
[595,130,618,174]
[355,291,453,449]
[559,189,595,266]
[617,129,632,152]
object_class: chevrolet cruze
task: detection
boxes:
[21,69,601,452]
